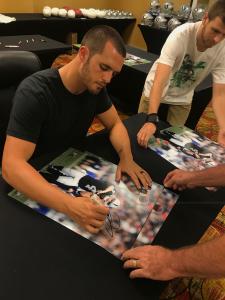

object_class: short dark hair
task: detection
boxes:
[81,25,126,58]
[208,0,225,23]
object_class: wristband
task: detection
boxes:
[145,113,159,125]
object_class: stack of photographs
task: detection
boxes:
[149,126,225,171]
[124,53,151,66]
[9,148,178,258]
[148,126,225,191]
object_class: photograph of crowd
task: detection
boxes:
[134,184,178,247]
[9,148,178,258]
[148,126,225,173]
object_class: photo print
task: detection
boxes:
[148,126,225,173]
[9,148,178,258]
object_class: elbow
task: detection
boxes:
[2,158,14,185]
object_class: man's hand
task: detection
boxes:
[65,196,109,234]
[137,123,157,148]
[115,159,152,190]
[122,245,178,281]
[218,129,225,147]
[163,169,196,190]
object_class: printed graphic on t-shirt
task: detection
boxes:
[170,54,206,88]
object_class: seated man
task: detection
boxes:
[137,0,225,148]
[122,165,225,280]
[2,25,151,234]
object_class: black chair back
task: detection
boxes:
[0,51,42,160]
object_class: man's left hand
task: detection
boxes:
[115,159,152,190]
[122,245,178,281]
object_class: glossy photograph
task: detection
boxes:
[9,148,178,258]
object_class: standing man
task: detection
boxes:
[2,25,151,234]
[137,0,225,148]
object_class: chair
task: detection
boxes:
[0,51,42,160]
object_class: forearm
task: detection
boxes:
[148,63,172,114]
[109,121,133,161]
[148,81,165,114]
[187,165,225,187]
[212,96,225,130]
[3,160,72,214]
[171,234,225,278]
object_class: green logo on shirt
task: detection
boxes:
[170,54,206,88]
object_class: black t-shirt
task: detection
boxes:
[7,68,112,156]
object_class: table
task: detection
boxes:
[138,24,170,55]
[0,113,224,299]
[0,14,135,44]
[0,34,72,68]
[85,113,225,249]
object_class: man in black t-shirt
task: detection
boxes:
[2,25,151,234]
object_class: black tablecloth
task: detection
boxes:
[0,34,71,54]
[0,113,224,299]
[0,34,72,68]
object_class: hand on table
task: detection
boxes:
[122,245,178,281]
[115,158,152,190]
[163,169,196,190]
[137,123,156,148]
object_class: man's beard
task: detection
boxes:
[81,62,101,95]
[201,25,214,49]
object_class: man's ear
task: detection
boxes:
[202,12,209,24]
[78,46,90,64]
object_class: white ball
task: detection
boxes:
[58,8,67,18]
[86,8,97,19]
[97,10,106,18]
[80,8,88,17]
[43,6,51,17]
[51,7,59,17]
[67,9,76,18]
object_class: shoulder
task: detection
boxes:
[19,68,59,91]
[161,22,198,58]
[168,22,199,41]
[14,68,60,106]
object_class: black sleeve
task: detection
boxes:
[7,77,47,144]
[95,88,112,115]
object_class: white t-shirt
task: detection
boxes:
[143,21,225,105]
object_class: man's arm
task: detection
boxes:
[98,105,151,189]
[122,234,225,280]
[212,82,225,146]
[2,136,109,233]
[163,165,225,190]
[137,63,172,148]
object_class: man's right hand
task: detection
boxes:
[163,169,196,190]
[65,196,109,234]
[137,123,157,148]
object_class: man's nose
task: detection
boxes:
[214,34,224,44]
[103,71,113,83]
